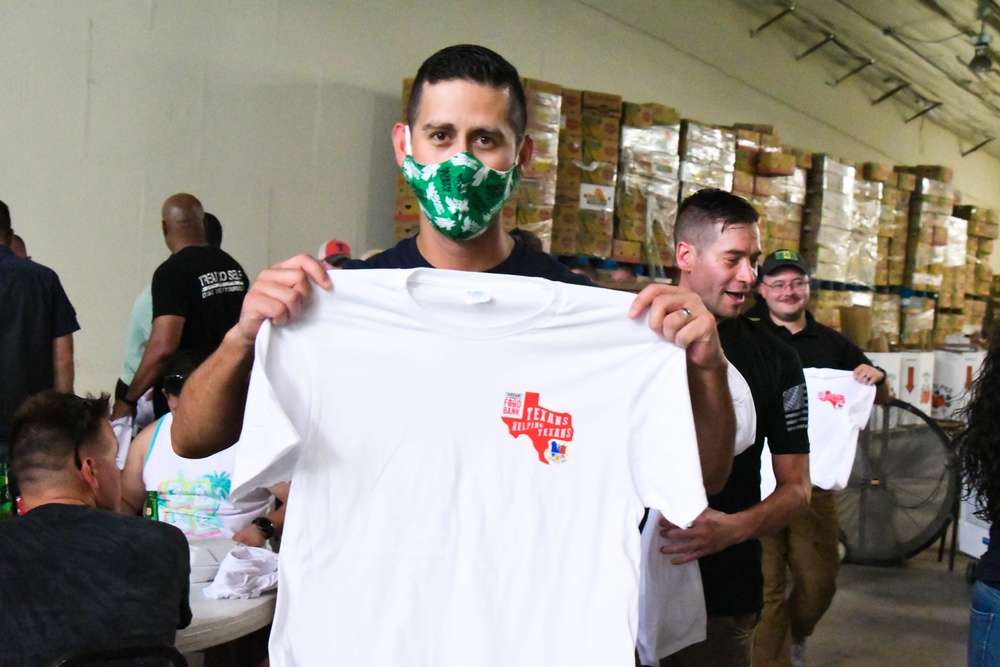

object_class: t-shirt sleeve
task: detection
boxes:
[729,364,756,456]
[230,321,310,499]
[151,258,190,319]
[49,272,80,338]
[767,346,811,456]
[629,345,707,529]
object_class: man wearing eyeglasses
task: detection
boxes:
[0,391,191,664]
[751,249,886,667]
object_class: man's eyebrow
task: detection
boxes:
[421,122,456,133]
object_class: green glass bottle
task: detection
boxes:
[143,490,159,520]
[0,463,13,519]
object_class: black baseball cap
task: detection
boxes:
[759,249,810,281]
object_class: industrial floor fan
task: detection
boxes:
[836,399,960,566]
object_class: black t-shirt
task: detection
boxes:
[341,234,594,286]
[699,316,810,617]
[0,246,80,438]
[151,245,249,355]
[0,504,191,665]
[753,310,872,371]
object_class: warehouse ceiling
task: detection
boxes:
[724,0,1000,160]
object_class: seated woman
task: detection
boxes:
[121,350,288,547]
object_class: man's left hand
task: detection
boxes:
[628,284,727,372]
[853,363,884,386]
[657,508,745,565]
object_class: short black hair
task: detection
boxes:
[406,44,527,143]
[9,392,111,483]
[204,212,222,248]
[675,188,759,249]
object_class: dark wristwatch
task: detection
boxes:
[251,517,275,540]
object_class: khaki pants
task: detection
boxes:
[753,487,840,667]
[660,612,761,667]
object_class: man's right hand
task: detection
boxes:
[234,254,333,348]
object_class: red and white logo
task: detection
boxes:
[817,390,846,409]
[501,392,575,465]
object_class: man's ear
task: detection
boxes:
[391,123,408,168]
[675,240,697,272]
[517,135,534,170]
[79,457,101,494]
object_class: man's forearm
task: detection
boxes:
[52,335,75,393]
[172,327,255,458]
[734,475,811,540]
[688,361,735,495]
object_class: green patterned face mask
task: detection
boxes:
[401,128,520,241]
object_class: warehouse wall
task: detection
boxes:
[2,0,998,393]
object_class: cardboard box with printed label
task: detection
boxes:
[932,350,986,420]
[897,351,935,422]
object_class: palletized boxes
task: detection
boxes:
[394,78,420,241]
[510,78,562,252]
[848,179,882,288]
[802,155,855,283]
[679,120,736,200]
[552,88,583,255]
[877,176,911,287]
[614,102,681,269]
[571,90,623,258]
[904,174,955,292]
[871,291,901,345]
[900,291,937,350]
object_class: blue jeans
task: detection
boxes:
[970,581,1000,667]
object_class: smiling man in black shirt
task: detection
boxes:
[655,190,811,667]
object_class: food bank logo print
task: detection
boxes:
[817,390,846,409]
[501,391,575,465]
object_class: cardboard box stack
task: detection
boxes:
[566,91,623,258]
[732,126,806,256]
[394,78,420,241]
[506,79,562,252]
[848,178,881,288]
[551,88,583,255]
[903,168,956,293]
[874,169,914,287]
[871,290,902,345]
[802,155,855,283]
[614,102,682,268]
[900,291,936,349]
[678,120,736,201]
[809,286,853,331]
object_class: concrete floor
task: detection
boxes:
[807,546,973,666]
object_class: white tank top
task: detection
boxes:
[143,413,272,538]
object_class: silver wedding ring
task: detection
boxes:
[680,307,693,321]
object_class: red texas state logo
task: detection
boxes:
[817,390,846,409]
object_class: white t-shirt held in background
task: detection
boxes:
[761,367,876,497]
[231,268,708,667]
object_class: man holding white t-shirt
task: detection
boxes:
[171,45,755,665]
[751,249,888,667]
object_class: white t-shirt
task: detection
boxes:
[761,367,876,496]
[231,268,708,667]
[636,364,757,665]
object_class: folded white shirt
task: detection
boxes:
[203,545,279,599]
